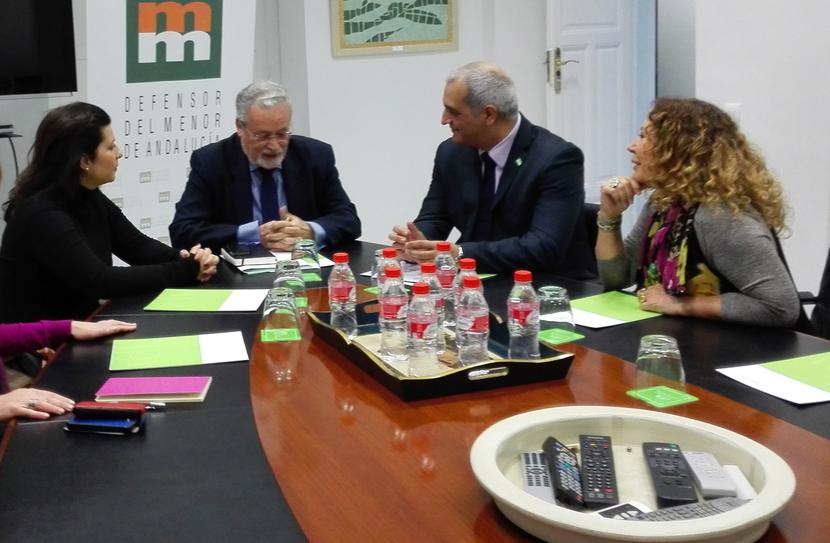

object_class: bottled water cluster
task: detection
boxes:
[328,242,542,378]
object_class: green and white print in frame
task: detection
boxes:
[331,0,457,57]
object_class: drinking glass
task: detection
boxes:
[370,248,384,288]
[537,286,574,332]
[274,260,308,312]
[291,239,322,283]
[635,334,685,383]
[261,287,302,344]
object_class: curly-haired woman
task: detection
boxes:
[596,98,799,326]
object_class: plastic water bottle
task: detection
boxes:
[507,270,540,359]
[456,275,489,366]
[379,266,408,361]
[419,262,446,353]
[261,286,302,343]
[434,241,457,329]
[453,257,478,311]
[407,282,441,376]
[328,252,358,340]
[376,247,401,290]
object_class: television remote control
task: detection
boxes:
[630,497,748,521]
[520,451,556,503]
[579,434,619,508]
[683,451,737,498]
[542,436,584,508]
[723,465,757,500]
[642,442,698,507]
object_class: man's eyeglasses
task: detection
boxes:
[240,121,292,142]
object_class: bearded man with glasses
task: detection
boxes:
[170,81,361,252]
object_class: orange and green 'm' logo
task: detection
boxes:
[126,0,222,82]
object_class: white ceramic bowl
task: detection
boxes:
[470,406,795,543]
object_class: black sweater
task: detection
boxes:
[0,186,199,322]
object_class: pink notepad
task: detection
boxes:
[95,376,213,403]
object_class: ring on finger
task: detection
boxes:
[637,288,647,303]
[26,399,37,409]
[610,176,622,189]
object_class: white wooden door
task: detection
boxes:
[546,0,655,205]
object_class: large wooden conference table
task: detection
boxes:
[1,240,829,542]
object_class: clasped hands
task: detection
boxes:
[179,243,219,282]
[388,221,459,262]
[259,211,313,252]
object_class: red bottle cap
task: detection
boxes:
[436,241,451,252]
[420,262,436,273]
[384,266,401,278]
[514,270,532,282]
[412,282,430,295]
[382,247,397,258]
[459,258,476,270]
[463,275,481,288]
[333,252,349,264]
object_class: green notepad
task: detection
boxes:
[762,352,830,393]
[626,386,698,408]
[572,291,659,322]
[145,289,233,311]
[110,335,203,370]
[109,331,249,371]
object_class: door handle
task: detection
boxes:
[547,47,580,94]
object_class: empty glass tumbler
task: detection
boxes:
[635,334,685,383]
[261,287,302,343]
[291,239,322,283]
[537,286,574,332]
[273,260,308,312]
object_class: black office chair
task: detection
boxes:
[583,202,600,251]
[799,247,830,339]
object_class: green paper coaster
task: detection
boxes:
[626,385,698,408]
[363,286,379,295]
[538,328,585,345]
[260,328,302,342]
[295,297,308,308]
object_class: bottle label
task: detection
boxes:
[436,270,455,288]
[459,314,489,332]
[471,314,489,332]
[381,301,405,319]
[408,319,435,339]
[508,300,538,326]
[509,306,533,326]
[329,284,353,302]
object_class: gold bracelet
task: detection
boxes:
[597,214,622,232]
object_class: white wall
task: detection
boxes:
[277,0,549,246]
[695,0,830,292]
[656,0,695,97]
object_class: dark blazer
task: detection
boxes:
[169,134,361,251]
[414,116,595,277]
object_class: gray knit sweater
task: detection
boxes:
[598,203,800,327]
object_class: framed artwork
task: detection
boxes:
[331,0,457,57]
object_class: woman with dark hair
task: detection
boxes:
[0,102,219,323]
[596,98,799,326]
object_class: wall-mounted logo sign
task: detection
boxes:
[126,0,223,82]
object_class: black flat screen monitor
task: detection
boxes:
[0,0,77,96]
